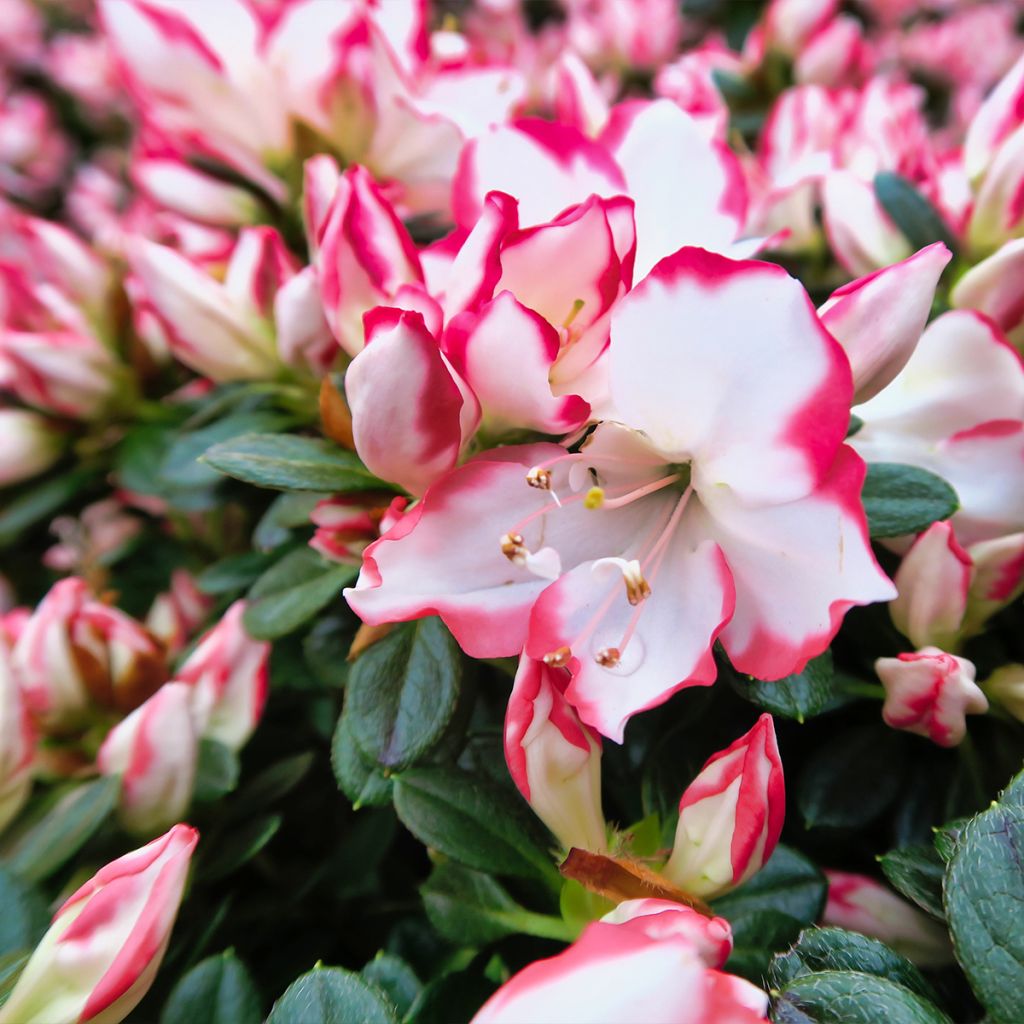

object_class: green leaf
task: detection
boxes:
[393,766,558,884]
[331,710,394,809]
[243,548,356,640]
[874,172,958,255]
[772,970,952,1023]
[798,725,906,829]
[879,845,945,920]
[725,910,803,983]
[422,862,523,945]
[0,469,96,546]
[193,740,241,803]
[267,966,398,1024]
[1,776,119,883]
[361,954,421,1020]
[944,794,1024,1023]
[729,651,836,723]
[253,491,326,550]
[226,752,314,820]
[769,927,939,1004]
[346,619,462,771]
[202,433,385,492]
[160,951,262,1024]
[197,551,279,596]
[198,814,282,882]
[0,867,47,958]
[714,846,827,927]
[861,464,959,539]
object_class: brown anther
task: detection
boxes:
[625,575,652,606]
[526,467,552,490]
[595,647,621,668]
[543,646,572,668]
[500,532,526,562]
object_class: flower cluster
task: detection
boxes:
[0,0,1022,1022]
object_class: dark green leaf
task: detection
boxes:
[934,816,971,863]
[393,766,558,884]
[331,710,394,808]
[405,964,496,1024]
[769,927,939,1004]
[304,615,357,688]
[0,469,96,546]
[421,861,522,945]
[267,966,398,1024]
[197,551,279,596]
[861,464,959,539]
[253,491,326,550]
[198,815,282,882]
[1,776,119,883]
[798,725,906,829]
[193,740,241,803]
[202,433,385,492]
[772,971,951,1024]
[714,846,827,926]
[725,910,803,983]
[361,954,421,1019]
[944,794,1024,1023]
[874,172,958,254]
[244,548,356,639]
[729,651,836,723]
[346,619,462,771]
[226,753,314,820]
[0,867,47,958]
[879,845,945,920]
[159,951,261,1024]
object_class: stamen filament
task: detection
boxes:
[597,473,681,509]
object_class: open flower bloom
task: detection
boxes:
[97,683,199,836]
[0,823,198,1024]
[471,904,768,1024]
[875,647,987,747]
[850,310,1024,546]
[128,225,334,381]
[663,715,784,899]
[504,653,606,853]
[12,578,168,730]
[174,601,269,752]
[823,870,952,967]
[349,248,895,740]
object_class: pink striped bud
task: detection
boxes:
[97,683,199,836]
[175,601,268,752]
[663,715,785,899]
[0,639,34,833]
[12,579,168,730]
[504,654,606,854]
[0,823,198,1024]
[963,532,1024,635]
[823,870,952,966]
[309,496,407,564]
[0,409,63,487]
[875,647,988,747]
[145,570,211,656]
[890,522,971,650]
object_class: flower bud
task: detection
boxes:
[600,899,733,968]
[962,532,1024,636]
[12,579,168,730]
[663,715,785,899]
[0,409,63,487]
[0,639,34,833]
[504,654,606,853]
[823,870,952,966]
[175,601,268,752]
[875,647,987,747]
[0,823,198,1024]
[981,663,1024,722]
[889,522,970,650]
[951,238,1024,350]
[144,570,211,656]
[309,496,407,564]
[97,683,199,836]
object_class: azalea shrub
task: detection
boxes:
[1,0,1023,1022]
